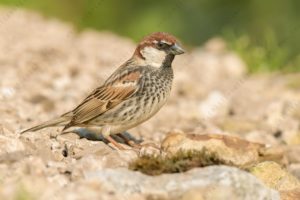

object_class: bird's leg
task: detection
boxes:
[116,133,141,149]
[102,126,126,150]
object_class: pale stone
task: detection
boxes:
[85,166,279,200]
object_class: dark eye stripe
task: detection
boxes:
[155,41,171,49]
[160,40,172,45]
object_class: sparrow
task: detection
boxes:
[21,32,185,149]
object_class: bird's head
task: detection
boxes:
[134,32,185,67]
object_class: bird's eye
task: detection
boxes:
[156,41,167,49]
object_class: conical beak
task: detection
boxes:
[170,43,185,55]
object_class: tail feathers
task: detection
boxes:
[20,116,70,134]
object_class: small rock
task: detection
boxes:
[250,161,300,191]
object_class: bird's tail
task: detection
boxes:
[20,116,70,134]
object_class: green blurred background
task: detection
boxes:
[1,0,299,72]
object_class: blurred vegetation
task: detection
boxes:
[0,0,299,72]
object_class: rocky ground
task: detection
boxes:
[1,8,300,200]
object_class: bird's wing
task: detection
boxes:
[64,69,142,128]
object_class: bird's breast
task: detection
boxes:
[90,67,174,134]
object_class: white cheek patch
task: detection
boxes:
[140,46,167,67]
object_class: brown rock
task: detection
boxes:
[161,132,266,167]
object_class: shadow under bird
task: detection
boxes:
[21,32,185,149]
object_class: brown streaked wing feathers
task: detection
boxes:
[65,70,141,127]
